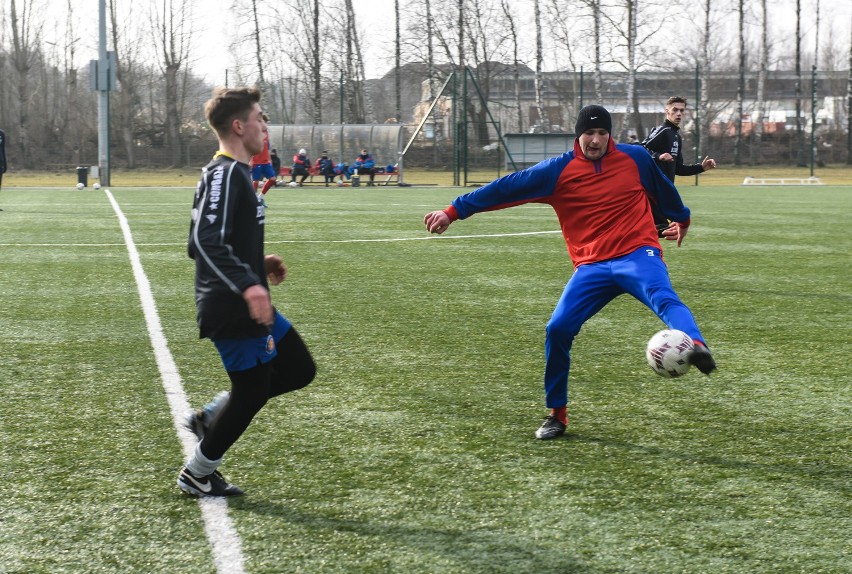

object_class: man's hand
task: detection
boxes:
[424,210,451,234]
[701,156,717,171]
[661,221,688,247]
[658,153,674,162]
[265,254,287,285]
[243,284,274,326]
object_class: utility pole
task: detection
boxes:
[94,0,114,186]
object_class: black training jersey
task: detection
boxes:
[188,154,268,339]
[641,119,703,182]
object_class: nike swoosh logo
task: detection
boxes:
[591,116,598,120]
[184,472,212,493]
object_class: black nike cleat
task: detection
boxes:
[177,468,243,497]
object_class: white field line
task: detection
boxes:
[0,229,562,248]
[104,190,246,574]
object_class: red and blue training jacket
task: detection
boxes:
[444,138,691,269]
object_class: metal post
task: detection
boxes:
[97,0,110,186]
[695,64,700,187]
[452,70,459,186]
[810,65,816,177]
[462,66,468,186]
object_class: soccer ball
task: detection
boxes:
[288,181,298,188]
[93,183,101,190]
[76,182,85,190]
[646,329,694,377]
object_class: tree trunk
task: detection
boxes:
[795,0,804,165]
[500,0,523,132]
[395,0,402,123]
[534,0,546,131]
[9,0,38,168]
[621,0,637,140]
[593,0,603,102]
[699,0,711,155]
[847,21,852,164]
[734,0,745,166]
[753,0,768,166]
[251,0,265,84]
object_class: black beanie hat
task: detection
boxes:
[574,105,612,135]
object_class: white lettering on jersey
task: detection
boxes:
[208,165,224,211]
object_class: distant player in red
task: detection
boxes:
[250,129,276,197]
[424,105,716,441]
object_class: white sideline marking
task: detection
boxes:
[104,190,246,574]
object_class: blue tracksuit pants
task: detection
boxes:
[543,246,705,408]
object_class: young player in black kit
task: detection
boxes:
[640,96,717,234]
[178,86,316,497]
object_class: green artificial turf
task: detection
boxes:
[0,184,849,573]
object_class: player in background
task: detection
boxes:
[250,122,276,205]
[179,86,316,497]
[424,105,716,441]
[270,148,282,186]
[0,127,6,211]
[640,96,717,234]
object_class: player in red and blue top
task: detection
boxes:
[250,129,277,199]
[424,105,716,441]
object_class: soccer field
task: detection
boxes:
[1,185,849,573]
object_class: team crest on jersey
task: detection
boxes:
[265,335,275,354]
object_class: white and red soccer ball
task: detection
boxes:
[646,329,694,377]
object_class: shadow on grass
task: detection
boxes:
[229,497,599,574]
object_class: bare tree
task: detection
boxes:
[341,0,367,123]
[463,0,513,145]
[109,0,144,168]
[9,0,44,167]
[752,0,768,165]
[151,0,194,166]
[424,0,437,101]
[733,0,745,166]
[620,0,639,140]
[394,0,402,122]
[546,0,584,121]
[847,19,852,165]
[500,0,524,132]
[534,0,547,131]
[602,0,665,139]
[251,0,265,84]
[588,0,604,102]
[794,0,804,165]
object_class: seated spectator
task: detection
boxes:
[315,151,336,187]
[349,148,376,186]
[291,148,310,186]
